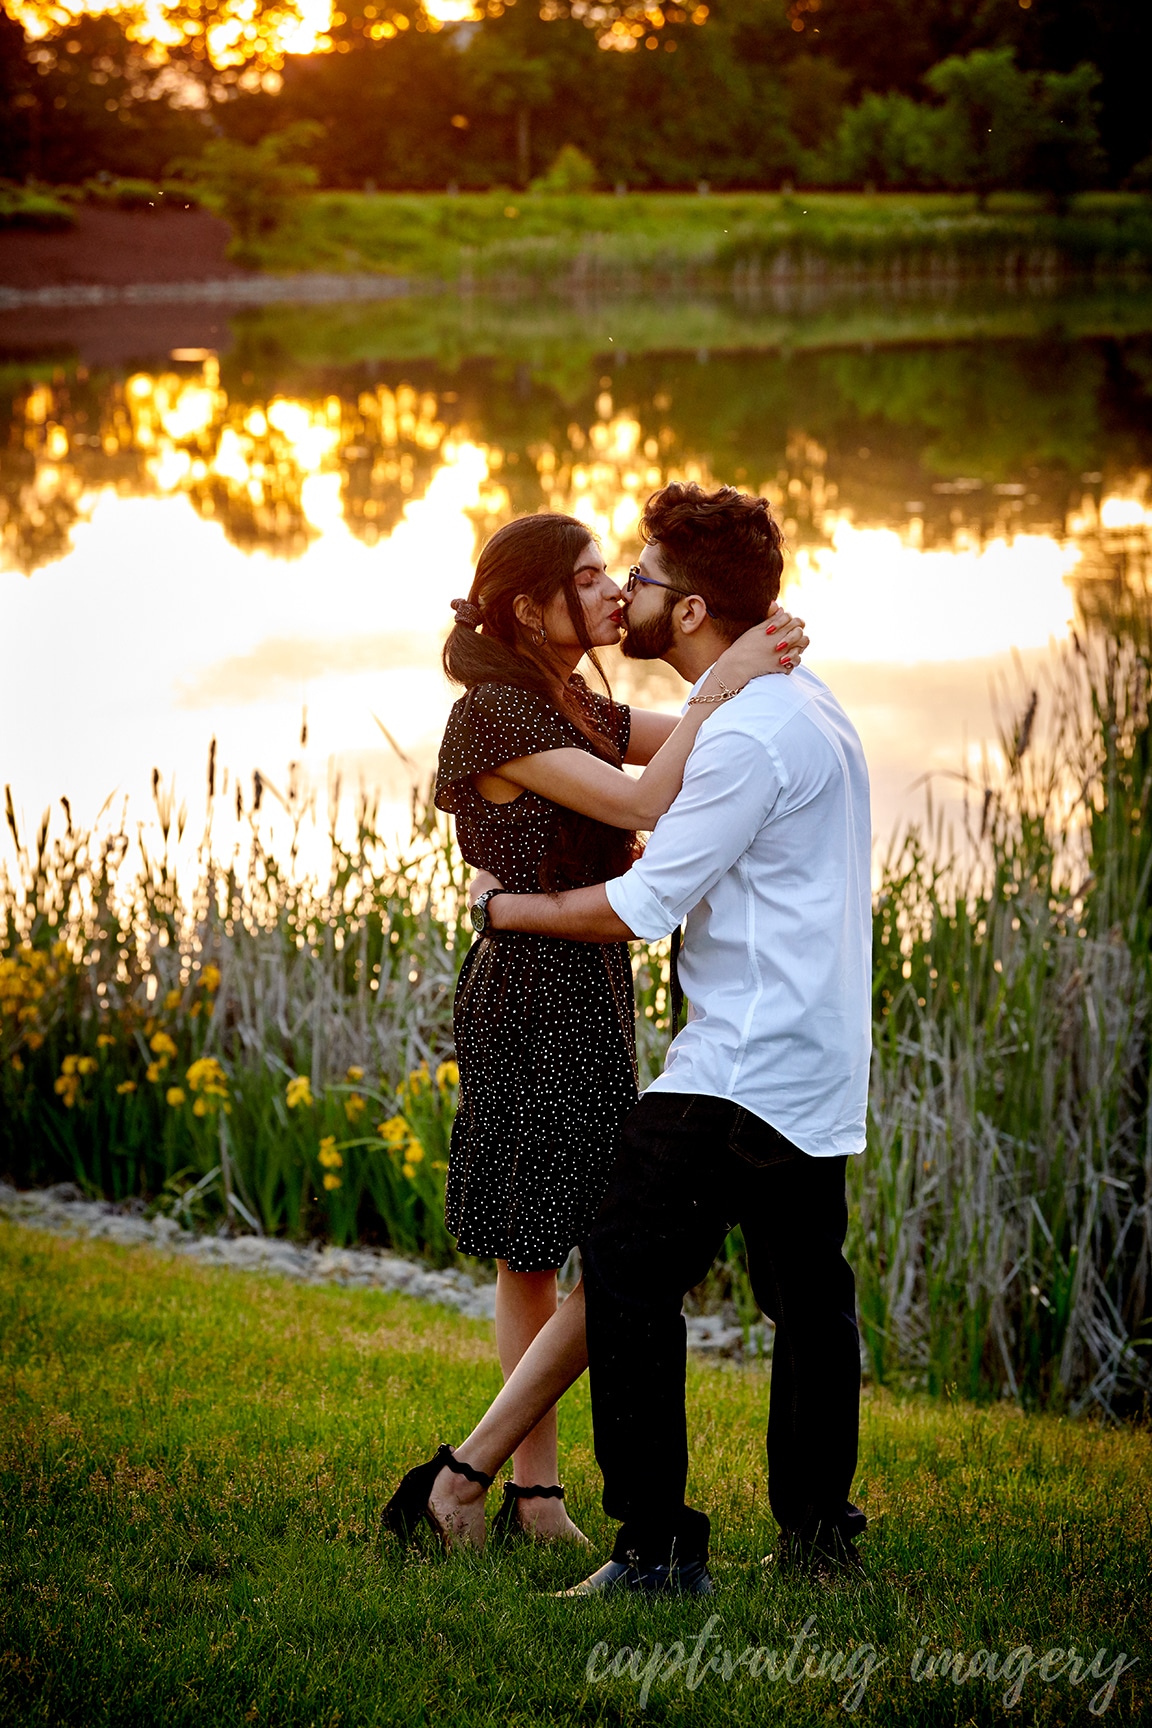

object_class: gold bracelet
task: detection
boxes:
[687,677,745,707]
[714,676,744,700]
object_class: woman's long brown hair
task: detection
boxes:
[443,513,640,890]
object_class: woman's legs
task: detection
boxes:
[428,1272,589,1545]
[495,1263,563,1487]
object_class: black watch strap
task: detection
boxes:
[473,887,505,934]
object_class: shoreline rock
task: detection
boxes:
[0,1181,497,1319]
[0,1182,765,1359]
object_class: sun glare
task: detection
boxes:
[5,0,694,65]
[422,0,477,19]
[7,0,340,66]
[3,0,500,66]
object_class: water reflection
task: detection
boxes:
[4,364,473,569]
[7,337,1152,577]
[790,523,1082,663]
[3,322,1152,853]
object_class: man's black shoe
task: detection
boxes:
[555,1556,715,1597]
[767,1527,865,1581]
[766,1504,867,1580]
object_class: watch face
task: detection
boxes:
[470,899,486,934]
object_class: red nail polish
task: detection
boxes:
[766,625,776,634]
[781,658,793,668]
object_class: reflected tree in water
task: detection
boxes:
[3,332,1152,623]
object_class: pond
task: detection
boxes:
[3,283,1152,864]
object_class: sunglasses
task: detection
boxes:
[625,565,717,618]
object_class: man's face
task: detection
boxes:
[620,542,681,661]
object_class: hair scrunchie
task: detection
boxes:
[450,597,483,630]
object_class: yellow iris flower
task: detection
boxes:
[318,1136,343,1170]
[286,1075,313,1109]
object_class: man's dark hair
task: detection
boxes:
[640,481,785,641]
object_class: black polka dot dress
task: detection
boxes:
[435,680,639,1273]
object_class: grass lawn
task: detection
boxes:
[2,1221,1148,1726]
[243,190,1152,283]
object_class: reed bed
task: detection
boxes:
[3,640,1151,1416]
[859,634,1152,1419]
[0,763,672,1264]
[0,773,476,1260]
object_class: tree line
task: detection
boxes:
[0,0,1147,196]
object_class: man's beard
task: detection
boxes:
[620,594,677,660]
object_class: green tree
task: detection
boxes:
[463,32,555,188]
[783,54,852,156]
[924,47,1034,206]
[820,92,947,190]
[1026,62,1106,213]
[178,123,321,260]
[0,13,211,185]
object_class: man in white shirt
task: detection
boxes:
[479,482,872,1595]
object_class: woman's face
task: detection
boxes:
[537,541,624,650]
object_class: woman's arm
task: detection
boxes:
[624,609,809,766]
[481,611,807,831]
[623,709,680,767]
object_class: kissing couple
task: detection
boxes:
[384,480,871,1593]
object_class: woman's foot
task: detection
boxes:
[427,1461,489,1551]
[514,1493,592,1545]
[493,1480,592,1544]
[383,1444,492,1553]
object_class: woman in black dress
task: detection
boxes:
[385,510,807,1549]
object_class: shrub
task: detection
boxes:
[79,177,201,212]
[177,123,322,261]
[0,182,75,232]
[529,144,598,195]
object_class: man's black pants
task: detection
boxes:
[582,1091,862,1566]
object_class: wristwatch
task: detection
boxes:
[470,887,506,936]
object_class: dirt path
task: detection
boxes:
[0,206,248,289]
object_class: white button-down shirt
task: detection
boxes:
[605,665,871,1158]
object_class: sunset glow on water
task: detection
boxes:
[3,330,1150,871]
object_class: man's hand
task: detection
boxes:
[468,870,504,909]
[488,882,634,942]
[468,871,633,942]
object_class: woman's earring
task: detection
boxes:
[534,626,548,645]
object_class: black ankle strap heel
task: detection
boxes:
[491,1480,565,1541]
[436,1445,494,1490]
[382,1444,494,1548]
